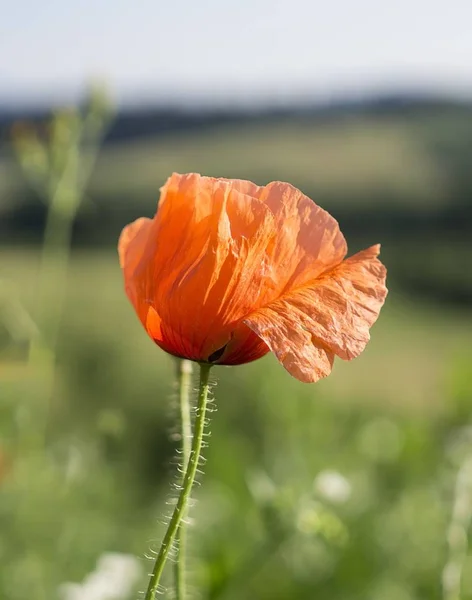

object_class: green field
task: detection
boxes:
[2,249,471,413]
[1,103,472,599]
[1,248,472,600]
[2,109,471,212]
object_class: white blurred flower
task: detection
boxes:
[314,470,352,504]
[59,552,142,600]
[246,468,276,505]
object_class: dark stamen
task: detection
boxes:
[208,344,228,363]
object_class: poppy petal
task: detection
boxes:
[258,181,348,297]
[244,245,387,382]
[119,174,387,376]
[133,174,277,361]
[118,217,152,270]
[217,322,270,365]
[118,217,154,326]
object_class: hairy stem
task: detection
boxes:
[145,362,212,600]
[174,359,193,600]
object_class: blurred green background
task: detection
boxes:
[1,1,472,596]
[1,93,472,600]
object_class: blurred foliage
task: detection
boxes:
[1,100,472,306]
[0,249,472,599]
[1,95,472,599]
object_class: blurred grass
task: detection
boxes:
[1,102,472,599]
[1,247,471,413]
[0,110,467,210]
[1,247,472,599]
[4,108,472,303]
[87,117,442,204]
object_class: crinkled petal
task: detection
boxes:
[257,181,348,299]
[132,173,277,361]
[244,245,387,382]
[119,174,387,374]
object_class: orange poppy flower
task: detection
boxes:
[119,173,387,383]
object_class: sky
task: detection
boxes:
[1,0,472,107]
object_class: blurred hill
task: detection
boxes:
[1,93,472,305]
[1,93,470,146]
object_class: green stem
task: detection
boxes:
[25,154,79,451]
[28,187,76,368]
[174,359,193,600]
[145,362,212,600]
